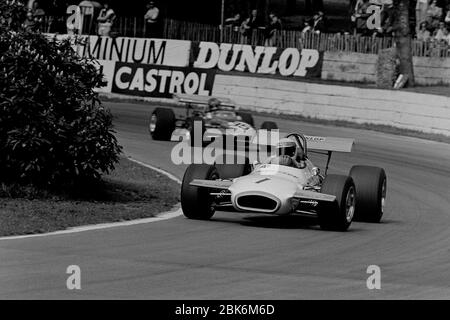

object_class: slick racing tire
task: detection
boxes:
[187,116,206,147]
[149,108,176,140]
[260,121,278,130]
[181,164,218,220]
[349,165,387,223]
[318,174,356,231]
[237,112,255,127]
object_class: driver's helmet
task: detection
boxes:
[207,97,221,112]
[276,138,297,158]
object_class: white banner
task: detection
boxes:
[47,34,191,67]
[192,42,322,78]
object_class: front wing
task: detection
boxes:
[190,179,336,202]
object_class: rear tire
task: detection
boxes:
[318,174,356,231]
[149,108,176,140]
[350,165,387,223]
[181,164,219,220]
[261,121,278,130]
[237,112,254,127]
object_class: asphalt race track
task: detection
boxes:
[1,100,450,299]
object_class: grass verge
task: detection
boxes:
[0,157,180,237]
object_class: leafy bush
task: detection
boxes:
[0,1,27,32]
[0,1,122,187]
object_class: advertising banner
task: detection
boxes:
[111,62,216,98]
[190,42,323,78]
[47,34,191,67]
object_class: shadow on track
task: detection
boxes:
[210,213,362,232]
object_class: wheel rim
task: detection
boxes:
[345,186,356,223]
[381,178,387,213]
[149,114,157,133]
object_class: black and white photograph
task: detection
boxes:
[0,0,449,308]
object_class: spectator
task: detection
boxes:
[352,0,372,35]
[225,13,242,35]
[144,1,160,38]
[434,21,448,41]
[32,1,46,17]
[301,19,313,34]
[264,13,282,46]
[426,0,443,31]
[97,3,116,36]
[312,11,327,33]
[379,1,395,36]
[444,5,450,27]
[225,13,242,27]
[417,21,431,41]
[240,9,263,44]
[416,0,430,34]
[31,0,45,32]
[22,10,37,32]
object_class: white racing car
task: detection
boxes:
[181,132,387,231]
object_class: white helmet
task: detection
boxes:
[276,138,297,158]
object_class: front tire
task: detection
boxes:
[318,174,356,231]
[181,164,218,220]
[149,108,176,140]
[350,166,387,223]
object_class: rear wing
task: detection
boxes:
[251,131,354,153]
[173,94,236,108]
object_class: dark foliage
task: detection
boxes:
[0,1,122,187]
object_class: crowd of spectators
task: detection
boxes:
[347,0,450,43]
[19,0,450,50]
[416,0,450,44]
[224,9,283,45]
[95,1,160,37]
[21,1,161,38]
[348,0,395,37]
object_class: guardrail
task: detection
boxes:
[40,16,450,57]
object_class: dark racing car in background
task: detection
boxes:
[148,94,278,145]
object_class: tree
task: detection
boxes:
[0,0,122,187]
[392,0,415,87]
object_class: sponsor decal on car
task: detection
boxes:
[299,200,319,207]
